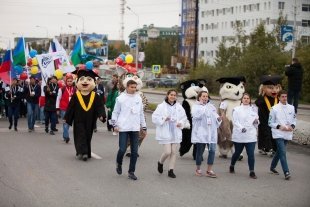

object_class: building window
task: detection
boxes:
[206,24,209,30]
[257,3,260,11]
[231,21,234,28]
[231,7,234,14]
[201,37,204,43]
[301,36,310,44]
[278,2,285,10]
[201,24,204,30]
[211,10,214,16]
[211,50,214,57]
[200,51,205,57]
[205,37,208,43]
[244,5,247,12]
[249,4,252,11]
[264,2,267,10]
[268,2,271,10]
[302,4,310,11]
[223,8,226,15]
[302,19,310,27]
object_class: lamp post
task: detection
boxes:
[126,6,139,69]
[36,25,49,38]
[67,12,85,33]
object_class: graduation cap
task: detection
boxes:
[260,75,282,85]
[216,76,246,85]
[73,69,100,80]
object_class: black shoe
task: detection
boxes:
[49,131,55,135]
[8,125,12,130]
[229,165,235,173]
[158,161,163,174]
[116,164,122,175]
[238,154,244,161]
[126,152,131,157]
[14,127,18,131]
[82,154,88,161]
[128,172,138,180]
[65,138,70,144]
[249,171,257,179]
[52,128,58,132]
[45,128,49,133]
[284,172,291,180]
[270,168,280,175]
[168,169,176,178]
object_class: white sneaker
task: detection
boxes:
[112,132,117,136]
[34,124,40,128]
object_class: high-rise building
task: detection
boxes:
[198,0,310,65]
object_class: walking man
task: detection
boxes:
[269,90,296,180]
[112,80,147,180]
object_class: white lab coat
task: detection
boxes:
[191,101,221,144]
[152,101,189,144]
[269,102,296,140]
[232,104,259,143]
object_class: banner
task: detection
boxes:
[52,51,75,73]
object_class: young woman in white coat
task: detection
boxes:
[191,91,222,178]
[229,93,259,179]
[152,89,189,178]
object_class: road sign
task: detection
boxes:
[152,65,161,74]
[281,25,293,42]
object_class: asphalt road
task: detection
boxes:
[0,113,310,207]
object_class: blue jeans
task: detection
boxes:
[271,139,289,174]
[195,143,216,166]
[287,89,300,113]
[60,110,70,139]
[27,102,38,129]
[231,142,256,171]
[8,105,20,127]
[40,106,45,124]
[116,131,139,173]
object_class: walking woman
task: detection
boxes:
[152,89,189,178]
[191,91,222,178]
[229,93,259,179]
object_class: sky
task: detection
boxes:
[0,0,181,49]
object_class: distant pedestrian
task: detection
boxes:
[112,80,147,180]
[105,81,119,134]
[269,90,296,180]
[285,57,303,113]
[152,89,189,178]
[191,91,222,178]
[229,93,259,179]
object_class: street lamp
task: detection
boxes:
[36,25,49,38]
[67,12,85,33]
[126,6,139,69]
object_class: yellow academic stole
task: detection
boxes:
[264,96,278,111]
[76,91,95,111]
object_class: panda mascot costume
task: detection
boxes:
[254,75,282,157]
[179,79,208,159]
[116,66,148,157]
[65,66,106,161]
[216,76,246,159]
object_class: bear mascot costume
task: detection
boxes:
[255,75,282,157]
[179,79,208,159]
[65,67,106,161]
[216,76,246,159]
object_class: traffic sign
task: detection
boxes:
[281,25,293,42]
[152,65,161,74]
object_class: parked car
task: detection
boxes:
[158,79,179,88]
[145,78,166,88]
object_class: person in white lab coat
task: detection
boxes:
[152,89,189,178]
[191,91,222,178]
[229,93,259,179]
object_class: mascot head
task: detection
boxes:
[180,79,208,99]
[74,69,99,95]
[216,76,246,100]
[122,72,144,91]
[259,75,282,97]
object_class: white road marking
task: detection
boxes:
[91,152,102,159]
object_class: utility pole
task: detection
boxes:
[193,0,199,68]
[292,0,297,58]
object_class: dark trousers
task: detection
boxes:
[107,114,113,130]
[287,89,300,113]
[45,111,57,131]
[231,142,256,171]
[8,105,20,127]
[116,131,139,173]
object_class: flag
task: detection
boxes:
[0,50,12,73]
[70,36,85,66]
[13,37,26,66]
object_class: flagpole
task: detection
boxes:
[9,44,12,102]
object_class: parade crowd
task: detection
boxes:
[0,58,302,182]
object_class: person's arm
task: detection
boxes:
[232,108,244,132]
[152,103,166,126]
[111,97,121,130]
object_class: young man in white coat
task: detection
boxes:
[268,90,296,180]
[112,80,147,180]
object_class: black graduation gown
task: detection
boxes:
[255,95,277,152]
[65,92,106,158]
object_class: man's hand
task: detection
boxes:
[114,127,119,133]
